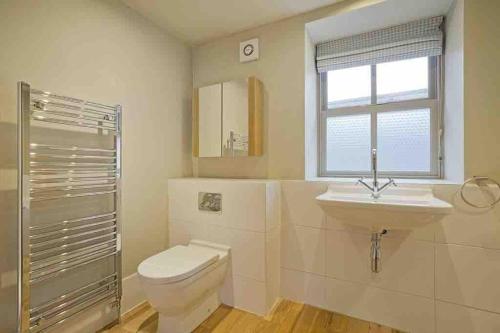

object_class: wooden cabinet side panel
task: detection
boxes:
[248,77,263,156]
[192,88,199,157]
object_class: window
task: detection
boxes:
[319,56,442,178]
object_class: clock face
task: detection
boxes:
[243,44,254,56]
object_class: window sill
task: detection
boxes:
[307,176,461,185]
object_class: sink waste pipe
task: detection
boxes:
[371,230,387,273]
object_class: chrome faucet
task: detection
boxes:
[357,149,396,198]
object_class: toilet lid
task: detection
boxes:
[138,245,219,284]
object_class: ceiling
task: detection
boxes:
[121,0,343,45]
[307,0,454,43]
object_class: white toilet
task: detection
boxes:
[138,239,231,333]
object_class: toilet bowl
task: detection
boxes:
[138,239,230,333]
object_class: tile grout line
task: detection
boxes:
[280,267,436,301]
[282,264,500,317]
[170,218,268,234]
[436,299,500,316]
[432,219,437,333]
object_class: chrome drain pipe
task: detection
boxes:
[371,230,387,273]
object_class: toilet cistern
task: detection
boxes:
[357,148,396,199]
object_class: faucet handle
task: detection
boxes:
[371,149,377,171]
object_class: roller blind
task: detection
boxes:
[316,16,444,73]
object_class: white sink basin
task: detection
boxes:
[316,184,453,231]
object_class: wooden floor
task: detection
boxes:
[105,299,405,333]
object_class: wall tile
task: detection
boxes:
[170,179,500,331]
[266,226,281,310]
[266,182,281,231]
[281,181,327,228]
[436,244,500,313]
[326,230,435,298]
[281,224,325,275]
[436,301,500,333]
[222,274,267,316]
[326,212,435,242]
[280,268,326,309]
[169,219,207,247]
[197,180,267,232]
[325,278,435,333]
[168,179,279,317]
[168,179,199,222]
[434,185,500,249]
[205,224,266,281]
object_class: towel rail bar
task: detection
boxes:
[30,233,117,258]
[31,89,117,111]
[30,143,116,153]
[30,153,116,160]
[30,293,117,332]
[31,246,117,273]
[29,273,117,315]
[30,183,116,193]
[30,168,116,175]
[31,97,116,116]
[30,282,117,323]
[30,239,117,264]
[32,116,116,131]
[31,108,116,125]
[30,218,117,240]
[30,225,116,249]
[29,212,116,232]
[30,189,117,201]
[30,251,118,284]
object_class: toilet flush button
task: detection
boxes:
[198,192,222,212]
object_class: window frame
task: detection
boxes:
[318,56,443,178]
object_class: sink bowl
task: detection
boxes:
[316,184,453,231]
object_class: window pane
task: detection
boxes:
[326,114,371,172]
[327,65,371,108]
[377,57,429,103]
[377,109,431,173]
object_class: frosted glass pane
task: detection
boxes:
[377,57,429,103]
[326,114,371,172]
[327,65,371,108]
[377,109,431,172]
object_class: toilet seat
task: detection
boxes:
[138,245,220,285]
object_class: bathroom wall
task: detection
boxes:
[280,180,500,332]
[193,0,500,182]
[192,0,382,179]
[168,178,281,316]
[463,0,500,182]
[0,0,192,330]
[443,0,464,183]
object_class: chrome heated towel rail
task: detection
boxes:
[18,82,122,332]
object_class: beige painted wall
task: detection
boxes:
[193,0,500,181]
[192,0,380,179]
[0,2,192,327]
[464,0,500,181]
[443,0,464,183]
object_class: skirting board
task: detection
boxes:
[122,272,147,314]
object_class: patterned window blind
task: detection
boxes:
[316,16,444,73]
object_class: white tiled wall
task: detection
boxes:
[280,180,500,333]
[167,178,280,316]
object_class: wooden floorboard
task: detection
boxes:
[107,299,406,333]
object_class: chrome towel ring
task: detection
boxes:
[460,176,500,209]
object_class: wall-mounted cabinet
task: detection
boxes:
[193,77,263,157]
